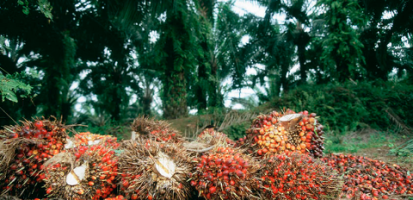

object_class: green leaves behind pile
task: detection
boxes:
[0,72,32,103]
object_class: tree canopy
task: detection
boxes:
[1,0,412,126]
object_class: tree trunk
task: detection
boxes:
[163,36,188,119]
[142,82,153,117]
[298,44,307,84]
[196,39,208,112]
[280,62,289,94]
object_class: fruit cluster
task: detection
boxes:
[256,153,342,200]
[322,154,413,200]
[73,132,120,149]
[0,119,68,198]
[131,117,182,143]
[118,139,191,200]
[190,147,260,200]
[198,127,235,147]
[43,144,119,200]
[104,195,126,200]
[241,110,324,158]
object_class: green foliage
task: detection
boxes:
[267,81,413,132]
[0,72,32,102]
[317,0,367,82]
[223,122,250,140]
[324,131,391,154]
[17,0,53,19]
[390,139,413,158]
[74,121,130,140]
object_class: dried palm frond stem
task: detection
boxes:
[118,138,192,200]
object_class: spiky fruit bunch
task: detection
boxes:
[322,154,413,200]
[190,147,260,200]
[118,139,191,200]
[131,117,182,143]
[256,153,342,200]
[43,144,118,200]
[198,127,235,147]
[242,109,324,158]
[0,118,68,198]
[72,132,120,149]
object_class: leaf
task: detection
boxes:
[0,73,32,103]
[6,91,18,103]
[17,0,24,5]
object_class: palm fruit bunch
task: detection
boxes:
[0,118,68,198]
[118,138,192,200]
[72,132,120,149]
[104,195,126,200]
[256,153,342,200]
[322,154,413,200]
[197,126,235,147]
[190,147,261,200]
[131,117,183,143]
[43,143,119,200]
[242,109,325,158]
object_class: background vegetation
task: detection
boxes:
[1,0,412,160]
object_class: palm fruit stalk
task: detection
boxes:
[322,154,413,200]
[131,117,183,143]
[190,147,261,200]
[0,118,68,198]
[118,138,192,200]
[256,153,342,200]
[240,109,325,158]
[43,143,119,200]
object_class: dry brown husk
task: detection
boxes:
[0,195,20,200]
[43,152,91,200]
[118,138,192,200]
[131,117,183,143]
[43,144,118,200]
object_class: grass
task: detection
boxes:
[324,129,413,170]
[324,129,393,154]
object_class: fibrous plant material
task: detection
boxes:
[131,117,183,143]
[197,127,235,147]
[0,195,20,200]
[0,118,68,198]
[72,132,120,149]
[322,154,413,200]
[240,109,325,158]
[43,144,119,200]
[118,139,192,200]
[190,147,261,200]
[256,153,342,200]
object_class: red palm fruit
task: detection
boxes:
[191,147,260,200]
[238,109,324,158]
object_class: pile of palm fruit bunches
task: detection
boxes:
[0,110,412,200]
